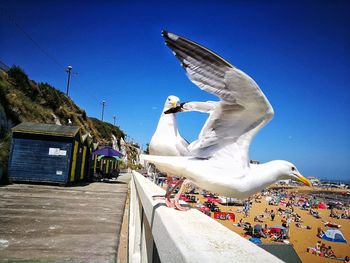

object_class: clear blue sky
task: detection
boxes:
[1,1,349,180]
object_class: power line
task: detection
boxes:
[2,9,107,122]
[5,13,65,72]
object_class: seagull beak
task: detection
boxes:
[164,103,185,114]
[294,172,312,187]
[171,101,177,108]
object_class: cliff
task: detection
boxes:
[0,66,140,183]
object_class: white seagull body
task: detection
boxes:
[149,95,189,156]
[142,31,311,204]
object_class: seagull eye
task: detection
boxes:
[291,167,296,171]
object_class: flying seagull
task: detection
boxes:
[142,31,311,210]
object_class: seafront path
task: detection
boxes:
[0,173,130,262]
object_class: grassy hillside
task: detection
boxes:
[0,66,139,183]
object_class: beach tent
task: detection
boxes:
[249,237,262,245]
[322,229,347,243]
[254,224,262,232]
[269,225,286,235]
[213,212,235,221]
[318,202,327,209]
[207,197,221,203]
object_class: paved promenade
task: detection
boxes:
[0,178,129,262]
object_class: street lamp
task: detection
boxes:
[101,100,106,121]
[66,65,72,96]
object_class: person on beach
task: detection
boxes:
[316,241,321,255]
[317,227,325,238]
[307,241,321,255]
[344,256,349,263]
[271,210,275,221]
[326,246,336,258]
[262,224,268,236]
[320,243,327,257]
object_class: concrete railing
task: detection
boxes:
[128,171,283,263]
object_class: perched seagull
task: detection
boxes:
[149,95,189,156]
[142,31,312,210]
[148,95,190,208]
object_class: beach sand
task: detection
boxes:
[186,186,350,263]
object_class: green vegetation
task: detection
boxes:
[0,65,136,183]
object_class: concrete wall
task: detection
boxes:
[129,171,283,263]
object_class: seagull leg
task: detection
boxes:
[165,179,184,208]
[152,183,175,207]
[164,184,175,208]
[173,179,191,211]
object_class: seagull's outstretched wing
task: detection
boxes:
[162,31,274,159]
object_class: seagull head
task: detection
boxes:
[273,160,312,186]
[163,95,182,114]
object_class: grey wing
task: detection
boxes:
[162,31,274,158]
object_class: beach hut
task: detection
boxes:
[322,229,347,243]
[77,134,93,182]
[92,146,123,177]
[8,122,85,184]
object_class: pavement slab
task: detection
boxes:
[0,181,128,262]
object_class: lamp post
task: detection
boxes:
[66,65,72,96]
[101,100,106,121]
[113,115,116,126]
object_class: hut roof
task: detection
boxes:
[12,122,81,138]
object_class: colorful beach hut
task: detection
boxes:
[92,146,123,177]
[8,122,86,184]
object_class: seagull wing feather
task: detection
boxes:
[162,31,274,162]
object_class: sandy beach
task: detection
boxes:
[183,185,350,263]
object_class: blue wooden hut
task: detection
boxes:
[8,122,86,184]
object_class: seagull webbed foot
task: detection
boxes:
[174,199,190,211]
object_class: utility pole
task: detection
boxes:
[66,65,72,96]
[101,100,106,121]
[113,115,116,126]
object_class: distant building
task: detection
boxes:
[8,122,92,184]
[276,179,291,185]
[307,176,321,186]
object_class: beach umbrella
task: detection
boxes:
[322,229,347,243]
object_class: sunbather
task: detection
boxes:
[317,227,325,238]
[326,246,336,258]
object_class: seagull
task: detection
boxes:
[148,95,190,207]
[141,31,312,210]
[149,95,189,156]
